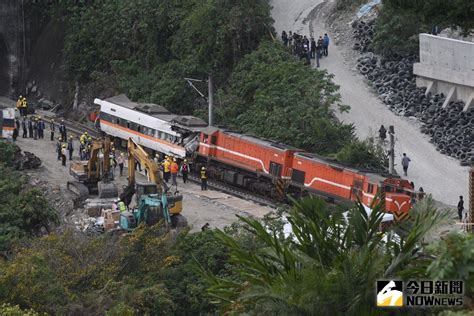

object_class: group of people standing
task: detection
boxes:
[281,31,330,67]
[158,155,190,187]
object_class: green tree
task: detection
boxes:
[201,197,450,315]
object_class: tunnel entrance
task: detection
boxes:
[0,35,10,96]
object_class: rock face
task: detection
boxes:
[12,147,42,170]
[351,20,474,166]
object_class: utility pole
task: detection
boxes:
[388,125,395,175]
[184,76,214,126]
[208,75,213,126]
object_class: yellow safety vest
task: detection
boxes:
[200,170,207,179]
[118,201,126,212]
[163,161,170,173]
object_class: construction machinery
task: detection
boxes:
[119,138,187,228]
[67,137,118,199]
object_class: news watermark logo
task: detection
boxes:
[377,280,403,307]
[376,280,464,307]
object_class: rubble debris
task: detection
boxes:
[16,151,42,170]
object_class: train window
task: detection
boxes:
[367,183,374,194]
[137,125,141,133]
[148,129,155,137]
[291,169,305,184]
[141,126,146,134]
[126,121,131,129]
[269,161,282,177]
[211,136,217,145]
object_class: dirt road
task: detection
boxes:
[14,135,273,232]
[270,0,469,207]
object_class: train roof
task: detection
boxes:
[0,97,15,109]
[102,94,206,127]
[224,131,302,151]
[295,152,387,182]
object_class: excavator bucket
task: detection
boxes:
[98,181,118,199]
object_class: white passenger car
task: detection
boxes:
[95,94,205,158]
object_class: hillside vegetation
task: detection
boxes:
[372,0,474,57]
[25,0,387,170]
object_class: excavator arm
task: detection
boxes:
[87,137,113,180]
[127,138,164,193]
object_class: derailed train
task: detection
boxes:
[95,95,414,216]
[0,102,15,140]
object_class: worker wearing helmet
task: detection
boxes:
[61,144,67,166]
[181,159,190,184]
[117,199,127,213]
[117,152,125,176]
[162,158,171,183]
[170,158,179,186]
[67,136,74,160]
[200,166,208,191]
[16,95,23,116]
[80,132,87,145]
[50,119,55,141]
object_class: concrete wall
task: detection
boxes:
[413,34,474,110]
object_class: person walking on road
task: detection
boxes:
[117,153,125,176]
[50,119,55,141]
[38,117,45,139]
[12,127,18,142]
[56,138,62,160]
[28,117,33,138]
[310,37,316,59]
[281,31,288,46]
[21,118,27,138]
[162,157,171,183]
[61,144,67,166]
[200,166,208,191]
[67,136,74,160]
[458,196,464,222]
[323,33,330,57]
[379,125,387,142]
[401,153,411,176]
[59,120,67,140]
[181,159,189,184]
[33,118,38,140]
[170,158,179,186]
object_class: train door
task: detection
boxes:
[351,179,363,201]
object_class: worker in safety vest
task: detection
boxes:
[117,199,127,212]
[21,97,28,117]
[181,159,189,184]
[16,96,23,116]
[162,156,171,183]
[200,166,208,191]
[80,132,88,145]
[170,158,179,186]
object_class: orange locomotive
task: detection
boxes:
[197,128,414,216]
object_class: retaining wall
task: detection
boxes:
[413,33,474,110]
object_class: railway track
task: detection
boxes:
[187,173,279,209]
[35,111,278,209]
[36,110,100,138]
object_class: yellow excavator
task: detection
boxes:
[67,137,118,199]
[119,138,187,228]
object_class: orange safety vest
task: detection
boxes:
[170,162,179,174]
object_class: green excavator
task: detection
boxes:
[119,138,187,230]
